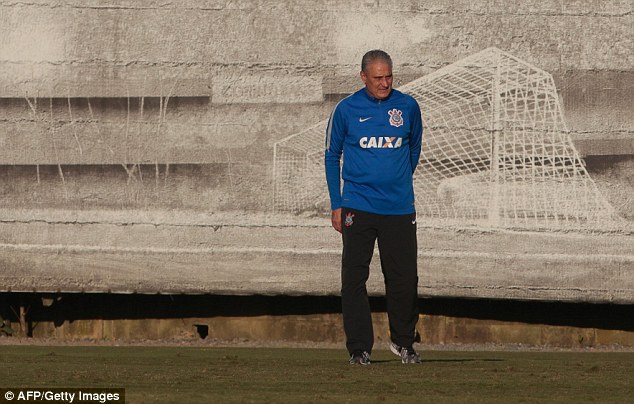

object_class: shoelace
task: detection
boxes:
[353,351,370,361]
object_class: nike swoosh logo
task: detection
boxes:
[359,117,372,122]
[412,220,416,225]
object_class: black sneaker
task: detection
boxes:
[349,350,371,365]
[389,342,421,364]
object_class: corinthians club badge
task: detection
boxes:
[344,212,355,227]
[388,109,404,127]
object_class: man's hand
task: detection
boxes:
[331,208,342,233]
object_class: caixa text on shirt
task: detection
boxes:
[359,136,403,149]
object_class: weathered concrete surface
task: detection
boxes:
[2,1,632,74]
[1,0,632,157]
[0,158,631,221]
[0,210,631,303]
[0,1,632,304]
[0,100,332,164]
[558,71,634,157]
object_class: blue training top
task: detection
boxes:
[324,88,423,215]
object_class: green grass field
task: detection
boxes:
[0,345,632,403]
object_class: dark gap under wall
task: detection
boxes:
[1,293,632,333]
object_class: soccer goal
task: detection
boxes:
[272,48,617,229]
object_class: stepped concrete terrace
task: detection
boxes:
[0,209,631,304]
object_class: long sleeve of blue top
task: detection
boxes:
[324,88,423,215]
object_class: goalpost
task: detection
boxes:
[272,48,617,229]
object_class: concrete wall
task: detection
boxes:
[1,1,633,201]
[0,1,632,300]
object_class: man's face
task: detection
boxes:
[360,60,393,100]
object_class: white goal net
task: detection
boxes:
[273,48,618,229]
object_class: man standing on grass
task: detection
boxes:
[324,49,423,365]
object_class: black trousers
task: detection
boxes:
[340,207,419,354]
